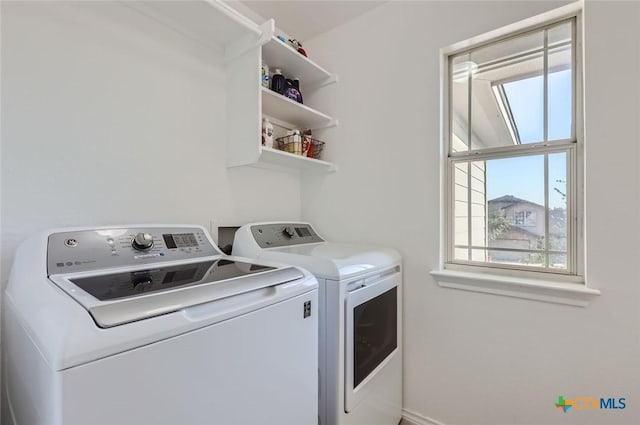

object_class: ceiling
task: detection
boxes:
[239,1,385,43]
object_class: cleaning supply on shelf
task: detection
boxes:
[262,118,274,148]
[261,61,269,88]
[302,133,312,157]
[288,39,307,57]
[284,78,303,104]
[271,68,285,95]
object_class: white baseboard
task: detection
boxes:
[402,408,447,425]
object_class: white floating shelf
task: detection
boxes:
[123,0,262,51]
[261,87,336,129]
[262,37,337,87]
[260,147,336,172]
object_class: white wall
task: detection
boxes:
[0,0,301,329]
[303,1,640,424]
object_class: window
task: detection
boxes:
[446,16,581,276]
[514,211,536,226]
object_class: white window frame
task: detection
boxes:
[433,2,600,306]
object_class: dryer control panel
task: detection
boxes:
[47,226,220,275]
[250,223,324,249]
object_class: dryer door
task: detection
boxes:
[344,272,399,412]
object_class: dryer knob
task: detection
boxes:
[282,226,295,238]
[132,232,154,250]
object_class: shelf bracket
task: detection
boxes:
[258,19,275,46]
[310,119,339,131]
[308,74,339,91]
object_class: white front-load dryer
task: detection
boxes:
[3,224,319,425]
[233,222,402,425]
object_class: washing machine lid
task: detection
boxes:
[264,242,401,280]
[51,258,304,328]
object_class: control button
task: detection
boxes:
[56,262,64,267]
[107,238,115,245]
[111,250,117,256]
[282,226,295,238]
[132,233,154,251]
[65,261,73,266]
[64,239,78,247]
[74,261,81,265]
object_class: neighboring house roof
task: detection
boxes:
[489,195,525,204]
[488,195,544,209]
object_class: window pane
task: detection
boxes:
[450,53,471,152]
[470,161,486,247]
[470,30,544,149]
[549,152,568,270]
[487,154,545,208]
[547,21,572,48]
[471,249,487,263]
[502,75,544,143]
[451,152,570,271]
[548,21,573,141]
[486,155,546,266]
[487,249,546,267]
[549,254,567,270]
[453,162,469,261]
[548,70,572,140]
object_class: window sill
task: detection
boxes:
[430,269,600,307]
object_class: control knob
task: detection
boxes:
[132,232,154,251]
[282,226,295,238]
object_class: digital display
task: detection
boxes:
[163,233,198,249]
[295,227,312,237]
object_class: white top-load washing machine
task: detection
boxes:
[233,222,402,425]
[3,225,318,425]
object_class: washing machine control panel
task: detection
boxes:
[250,223,324,248]
[47,226,219,275]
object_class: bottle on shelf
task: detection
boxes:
[262,118,274,148]
[271,68,285,95]
[261,61,269,88]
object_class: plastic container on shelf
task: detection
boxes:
[271,68,285,95]
[284,78,303,104]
